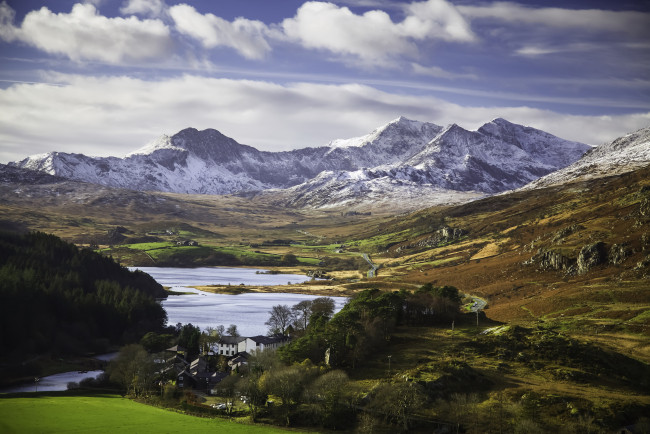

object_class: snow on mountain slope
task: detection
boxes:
[269,169,484,211]
[323,116,443,167]
[522,125,650,190]
[387,120,591,194]
[10,117,592,208]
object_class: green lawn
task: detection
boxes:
[0,394,298,433]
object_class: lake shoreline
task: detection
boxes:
[189,281,355,297]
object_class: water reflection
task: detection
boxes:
[1,370,103,394]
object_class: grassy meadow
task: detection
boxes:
[0,393,300,433]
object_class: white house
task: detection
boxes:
[242,335,290,354]
[214,336,246,356]
[212,335,290,357]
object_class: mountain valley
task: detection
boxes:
[2,121,649,432]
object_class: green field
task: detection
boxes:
[0,394,299,433]
[100,242,322,267]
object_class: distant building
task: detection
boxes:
[242,335,290,354]
[214,336,246,356]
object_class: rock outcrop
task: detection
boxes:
[577,242,607,274]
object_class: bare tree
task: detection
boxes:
[107,344,156,397]
[368,381,426,431]
[292,300,313,330]
[265,304,295,335]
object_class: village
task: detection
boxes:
[160,334,290,395]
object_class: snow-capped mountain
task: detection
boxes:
[522,125,650,190]
[10,117,591,207]
[269,118,590,208]
[13,117,443,195]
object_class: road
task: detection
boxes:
[470,296,487,313]
[362,253,379,278]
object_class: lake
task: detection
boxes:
[135,267,348,337]
[1,267,346,394]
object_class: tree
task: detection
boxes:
[226,324,240,337]
[368,381,426,431]
[140,332,173,353]
[306,370,354,429]
[107,344,157,397]
[199,326,222,355]
[292,300,313,331]
[236,371,267,422]
[265,304,295,336]
[281,253,298,265]
[311,297,335,320]
[261,363,317,426]
[178,323,201,359]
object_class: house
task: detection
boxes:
[189,357,208,374]
[227,352,250,370]
[165,345,187,358]
[214,336,246,356]
[163,334,291,392]
[242,335,290,354]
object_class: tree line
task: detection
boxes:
[0,231,168,371]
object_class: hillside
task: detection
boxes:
[360,165,650,354]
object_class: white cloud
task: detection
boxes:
[120,0,167,18]
[0,1,18,41]
[401,0,475,42]
[1,73,647,164]
[168,4,272,60]
[0,2,172,63]
[281,0,475,65]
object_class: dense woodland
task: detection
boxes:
[0,231,167,378]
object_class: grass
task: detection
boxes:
[0,393,300,433]
[100,242,321,267]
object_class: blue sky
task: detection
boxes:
[0,0,648,163]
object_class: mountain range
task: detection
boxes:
[10,117,594,208]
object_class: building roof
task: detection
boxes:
[247,335,288,345]
[218,336,246,344]
[189,357,207,374]
[166,345,187,352]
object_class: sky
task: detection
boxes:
[0,0,649,163]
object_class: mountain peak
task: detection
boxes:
[389,115,416,125]
[126,134,179,157]
[438,123,468,137]
[490,117,515,126]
